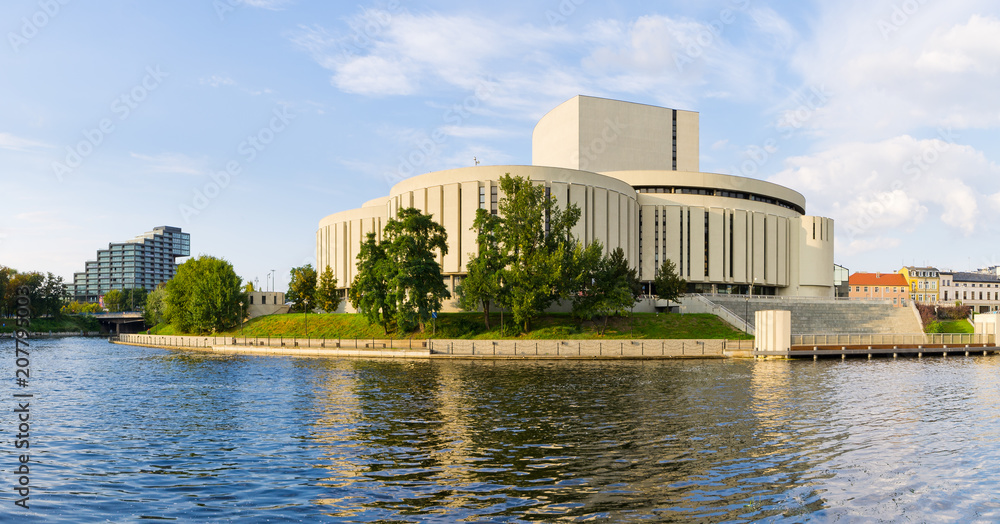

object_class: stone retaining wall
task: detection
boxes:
[115,334,734,358]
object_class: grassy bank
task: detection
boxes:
[149,312,752,340]
[0,315,101,334]
[925,320,974,334]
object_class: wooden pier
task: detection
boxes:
[755,343,998,359]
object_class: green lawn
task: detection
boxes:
[148,311,752,340]
[925,320,975,334]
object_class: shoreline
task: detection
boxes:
[112,333,740,359]
[1,331,105,338]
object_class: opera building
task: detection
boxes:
[317,96,834,311]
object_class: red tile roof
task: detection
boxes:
[849,272,908,286]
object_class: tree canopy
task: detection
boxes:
[163,255,247,334]
[457,209,505,328]
[287,264,317,313]
[349,232,394,333]
[653,259,687,305]
[462,174,584,333]
[1,268,68,318]
[315,265,342,313]
[350,207,450,333]
[572,246,641,333]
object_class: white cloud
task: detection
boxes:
[239,0,292,10]
[0,132,50,151]
[200,75,236,88]
[130,152,206,176]
[792,10,1000,138]
[291,7,797,112]
[769,135,1000,241]
[838,235,902,257]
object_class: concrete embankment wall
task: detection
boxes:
[114,334,744,359]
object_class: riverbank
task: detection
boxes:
[0,314,102,335]
[2,331,103,338]
[148,312,753,341]
[113,333,746,359]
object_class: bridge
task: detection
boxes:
[92,312,147,334]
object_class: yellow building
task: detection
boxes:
[898,266,940,303]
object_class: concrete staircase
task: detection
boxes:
[692,295,923,335]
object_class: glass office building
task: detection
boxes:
[72,226,191,303]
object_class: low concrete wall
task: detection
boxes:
[429,339,725,357]
[115,334,732,358]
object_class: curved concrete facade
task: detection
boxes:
[318,96,835,311]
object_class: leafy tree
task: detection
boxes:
[459,209,506,328]
[143,288,166,326]
[0,266,13,317]
[164,255,247,334]
[103,289,124,312]
[350,232,394,333]
[315,265,342,313]
[120,287,147,311]
[574,247,641,334]
[492,174,582,333]
[349,208,451,333]
[61,301,102,315]
[383,207,450,332]
[287,264,317,313]
[653,259,687,305]
[244,281,255,293]
[570,241,608,321]
[0,269,68,318]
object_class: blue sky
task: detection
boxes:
[2,0,999,291]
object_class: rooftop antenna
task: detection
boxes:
[474,156,480,166]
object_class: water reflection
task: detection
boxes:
[5,339,1000,521]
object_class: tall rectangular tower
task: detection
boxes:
[531,95,699,173]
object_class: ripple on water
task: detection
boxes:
[4,339,1000,521]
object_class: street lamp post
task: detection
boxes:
[270,269,276,293]
[303,298,309,339]
[238,301,244,339]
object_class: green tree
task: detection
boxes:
[492,174,582,333]
[383,207,450,332]
[143,288,166,326]
[0,266,13,317]
[653,259,687,305]
[570,241,607,321]
[315,265,342,313]
[574,247,642,334]
[120,287,147,311]
[62,301,102,315]
[350,232,394,333]
[103,289,124,312]
[164,255,247,334]
[459,209,506,328]
[287,264,317,313]
[5,271,44,318]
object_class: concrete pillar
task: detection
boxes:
[754,310,791,354]
[974,312,999,346]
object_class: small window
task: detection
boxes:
[250,296,254,305]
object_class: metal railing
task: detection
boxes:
[792,333,994,346]
[698,293,893,304]
[688,294,754,335]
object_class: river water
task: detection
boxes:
[2,337,1000,522]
